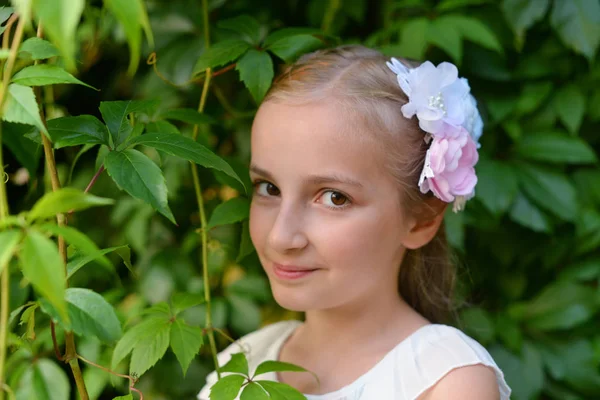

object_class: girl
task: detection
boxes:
[198,45,511,400]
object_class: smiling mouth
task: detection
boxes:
[273,263,319,279]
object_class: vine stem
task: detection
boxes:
[83,165,104,194]
[77,355,144,399]
[0,13,26,400]
[191,0,221,380]
[34,23,90,400]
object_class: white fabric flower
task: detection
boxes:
[386,59,472,137]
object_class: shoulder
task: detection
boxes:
[391,324,511,400]
[418,364,500,400]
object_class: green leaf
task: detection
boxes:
[437,0,491,11]
[427,17,462,63]
[2,121,42,177]
[112,395,133,400]
[550,0,600,61]
[103,0,153,75]
[257,380,307,400]
[47,115,110,148]
[169,319,203,376]
[37,224,111,270]
[227,294,261,335]
[236,49,274,103]
[66,245,129,279]
[40,288,122,343]
[192,39,251,75]
[501,0,550,48]
[254,360,310,378]
[170,292,205,314]
[209,374,246,400]
[2,83,48,135]
[104,149,175,223]
[130,319,171,376]
[264,27,323,47]
[19,230,68,324]
[576,208,600,255]
[460,307,495,344]
[0,229,22,275]
[237,220,255,262]
[515,82,553,116]
[15,359,71,400]
[217,15,262,45]
[28,188,114,222]
[0,7,14,36]
[396,18,430,60]
[267,34,323,63]
[475,159,518,215]
[227,275,270,302]
[509,192,552,233]
[19,37,60,60]
[111,316,170,370]
[208,197,250,228]
[554,85,586,134]
[219,353,249,376]
[515,132,596,163]
[160,108,216,125]
[517,163,578,221]
[100,100,159,147]
[441,15,503,54]
[240,383,269,400]
[127,133,245,190]
[31,0,83,71]
[11,65,96,89]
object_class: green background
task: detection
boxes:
[3,0,600,399]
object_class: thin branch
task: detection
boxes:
[77,355,143,400]
[83,165,105,194]
[50,321,64,361]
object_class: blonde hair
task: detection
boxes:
[264,45,456,323]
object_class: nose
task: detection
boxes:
[267,203,308,254]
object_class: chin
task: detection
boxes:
[270,285,316,312]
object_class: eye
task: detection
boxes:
[320,190,350,209]
[254,181,280,197]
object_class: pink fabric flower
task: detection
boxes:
[419,128,478,204]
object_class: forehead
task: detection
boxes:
[250,101,393,185]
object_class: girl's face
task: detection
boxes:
[249,100,412,312]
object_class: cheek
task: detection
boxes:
[249,201,269,249]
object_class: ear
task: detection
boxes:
[401,200,447,250]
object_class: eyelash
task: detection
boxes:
[251,179,352,211]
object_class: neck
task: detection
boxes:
[299,279,427,351]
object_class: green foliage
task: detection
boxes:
[2,0,600,399]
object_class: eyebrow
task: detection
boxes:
[250,164,364,188]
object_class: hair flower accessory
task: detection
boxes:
[386,57,483,212]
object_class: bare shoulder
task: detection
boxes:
[418,364,500,400]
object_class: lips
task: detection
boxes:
[273,263,318,272]
[272,263,319,280]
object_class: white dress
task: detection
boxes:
[197,320,511,400]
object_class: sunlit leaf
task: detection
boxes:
[170,318,203,376]
[2,83,47,135]
[28,188,114,222]
[103,0,154,75]
[19,230,68,324]
[209,374,245,400]
[32,0,84,71]
[0,229,22,275]
[240,383,269,400]
[111,316,170,370]
[130,318,171,376]
[257,380,307,400]
[219,353,249,375]
[12,65,97,89]
[37,223,111,269]
[40,288,122,343]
